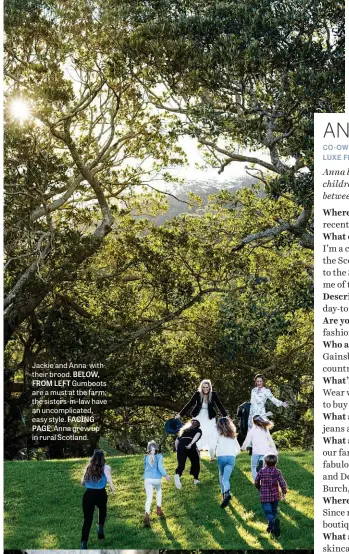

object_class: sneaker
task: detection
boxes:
[193,479,200,485]
[144,512,151,527]
[220,490,232,508]
[266,522,272,533]
[271,517,280,538]
[175,474,182,489]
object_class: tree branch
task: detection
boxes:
[50,121,114,237]
[4,233,51,309]
[55,294,122,331]
[107,287,229,352]
[197,137,278,173]
[30,175,84,222]
[232,206,314,251]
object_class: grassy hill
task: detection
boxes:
[4,450,313,550]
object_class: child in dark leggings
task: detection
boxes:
[80,449,114,549]
[174,419,202,489]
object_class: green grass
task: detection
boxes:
[4,450,313,550]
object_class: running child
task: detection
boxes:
[241,414,277,479]
[216,417,241,508]
[255,453,287,537]
[143,440,171,527]
[80,449,114,549]
[175,419,202,489]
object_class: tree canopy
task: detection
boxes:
[4,0,343,457]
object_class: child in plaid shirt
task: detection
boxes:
[255,453,287,538]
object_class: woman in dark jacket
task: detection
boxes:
[175,379,227,461]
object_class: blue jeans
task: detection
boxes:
[251,454,264,479]
[217,455,236,493]
[261,501,278,523]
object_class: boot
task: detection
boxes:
[175,473,182,489]
[81,541,87,549]
[97,524,104,539]
[157,506,165,518]
[220,489,232,509]
[144,512,151,527]
[271,517,280,538]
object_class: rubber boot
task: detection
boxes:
[221,489,232,508]
[271,517,280,537]
[175,473,182,489]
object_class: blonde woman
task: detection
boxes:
[216,417,241,508]
[176,379,227,461]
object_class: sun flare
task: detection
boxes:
[10,99,31,122]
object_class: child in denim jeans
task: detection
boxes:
[255,453,287,538]
[216,417,241,508]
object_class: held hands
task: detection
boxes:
[165,475,171,482]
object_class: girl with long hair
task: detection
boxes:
[176,379,227,462]
[80,449,114,549]
[241,415,278,479]
[143,440,171,527]
[174,419,202,489]
[216,417,241,508]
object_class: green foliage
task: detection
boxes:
[119,0,343,215]
[4,0,320,458]
[273,409,313,450]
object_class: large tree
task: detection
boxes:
[116,0,344,248]
[4,0,187,345]
[4,0,323,457]
[4,187,313,456]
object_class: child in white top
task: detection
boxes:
[241,415,277,479]
[216,417,241,508]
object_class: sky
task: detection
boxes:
[176,135,258,183]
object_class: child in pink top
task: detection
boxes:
[241,415,277,479]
